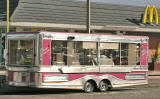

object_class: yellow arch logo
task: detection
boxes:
[143,5,159,24]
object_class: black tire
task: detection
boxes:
[108,86,112,91]
[84,81,94,93]
[99,80,109,92]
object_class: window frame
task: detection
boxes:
[8,39,36,66]
[51,40,99,66]
[50,39,142,67]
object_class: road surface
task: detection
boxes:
[0,78,160,99]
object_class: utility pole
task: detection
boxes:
[7,0,10,33]
[87,0,91,34]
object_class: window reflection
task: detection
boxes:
[50,40,141,66]
[51,41,98,66]
[10,40,34,65]
[121,43,141,65]
[100,43,120,65]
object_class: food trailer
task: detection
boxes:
[7,31,148,92]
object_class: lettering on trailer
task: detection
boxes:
[143,5,159,24]
[42,34,53,39]
[43,74,68,82]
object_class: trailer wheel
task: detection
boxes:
[84,81,94,93]
[99,80,109,92]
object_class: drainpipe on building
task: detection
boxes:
[87,0,91,34]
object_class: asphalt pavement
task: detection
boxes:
[0,78,160,99]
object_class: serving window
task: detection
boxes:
[51,40,98,66]
[121,43,140,65]
[50,40,141,66]
[100,42,141,66]
[100,42,120,65]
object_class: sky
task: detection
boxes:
[75,0,160,8]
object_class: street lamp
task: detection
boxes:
[87,0,90,34]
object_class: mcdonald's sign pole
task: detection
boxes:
[143,5,159,24]
[7,0,10,33]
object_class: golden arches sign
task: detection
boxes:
[143,5,159,24]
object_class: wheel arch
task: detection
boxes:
[98,79,112,89]
[83,79,98,90]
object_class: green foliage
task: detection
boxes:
[153,52,158,62]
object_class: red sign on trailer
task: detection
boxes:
[141,43,148,66]
[42,39,51,66]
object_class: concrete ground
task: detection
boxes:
[148,71,160,79]
[148,71,160,76]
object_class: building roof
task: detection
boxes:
[1,0,160,31]
[78,0,160,8]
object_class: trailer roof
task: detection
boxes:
[8,31,149,39]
